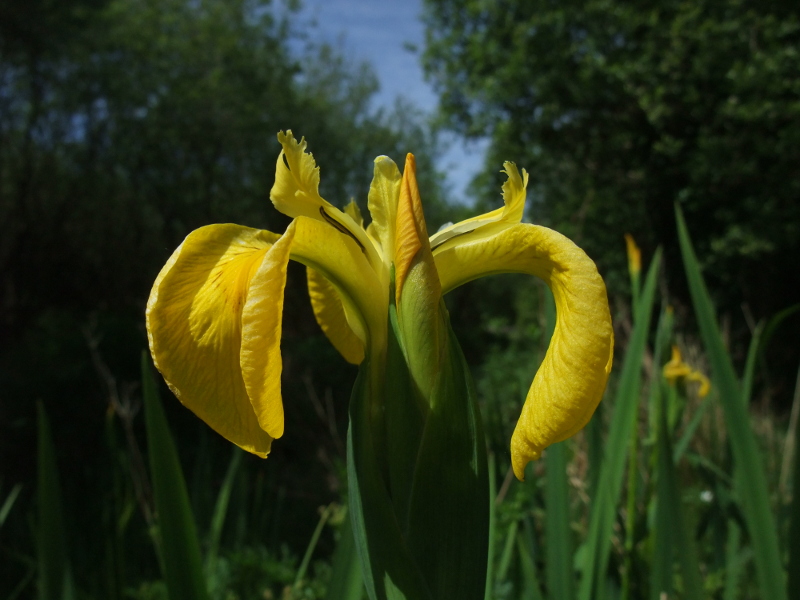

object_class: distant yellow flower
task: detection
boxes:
[664,346,711,398]
[624,233,641,276]
[146,131,614,479]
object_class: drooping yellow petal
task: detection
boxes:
[367,155,402,263]
[270,131,378,267]
[239,227,295,439]
[434,223,614,480]
[307,265,365,365]
[289,216,386,355]
[146,224,281,457]
[298,199,369,364]
[687,371,711,398]
[429,162,528,249]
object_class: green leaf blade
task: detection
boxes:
[142,353,210,600]
[578,249,661,600]
[675,206,786,600]
[325,514,365,600]
[36,402,75,600]
[545,441,574,600]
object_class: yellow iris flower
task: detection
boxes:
[663,345,711,398]
[146,131,614,479]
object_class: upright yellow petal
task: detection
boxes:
[429,162,529,249]
[624,233,642,276]
[146,224,281,457]
[271,130,328,220]
[344,199,364,228]
[307,266,365,365]
[663,346,692,380]
[367,155,402,263]
[435,224,614,479]
[270,131,378,267]
[240,226,295,439]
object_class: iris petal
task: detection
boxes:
[270,130,330,220]
[307,266,365,365]
[271,131,378,267]
[240,226,295,439]
[366,155,402,263]
[146,224,281,457]
[300,199,372,364]
[434,223,614,479]
[289,216,386,353]
[394,154,429,301]
[663,345,711,398]
[663,345,692,380]
[429,162,528,249]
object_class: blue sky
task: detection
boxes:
[292,0,488,203]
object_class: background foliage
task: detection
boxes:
[0,0,455,595]
[422,0,800,396]
[1,0,798,598]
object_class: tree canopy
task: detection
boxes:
[0,0,452,335]
[422,0,800,315]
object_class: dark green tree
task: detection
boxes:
[422,0,800,331]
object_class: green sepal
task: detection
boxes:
[347,305,489,600]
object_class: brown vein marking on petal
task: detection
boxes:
[319,206,366,252]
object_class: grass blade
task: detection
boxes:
[652,385,703,600]
[0,483,23,528]
[675,206,786,600]
[496,521,518,585]
[294,504,334,589]
[577,249,661,600]
[788,365,800,600]
[517,536,545,600]
[781,366,800,495]
[759,304,800,356]
[673,395,711,463]
[724,520,742,600]
[484,454,497,600]
[545,441,573,600]
[142,353,209,600]
[205,447,243,582]
[36,402,75,600]
[740,322,763,406]
[543,288,574,600]
[325,513,365,600]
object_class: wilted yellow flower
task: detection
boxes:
[146,131,614,480]
[663,345,711,398]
